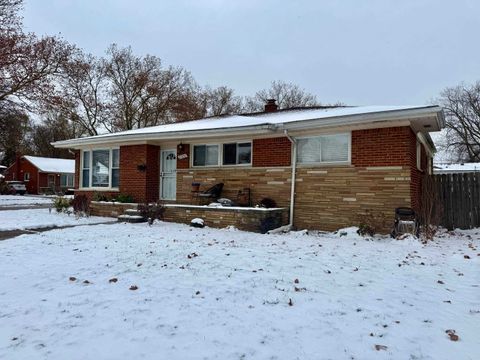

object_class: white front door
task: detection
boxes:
[160,149,177,200]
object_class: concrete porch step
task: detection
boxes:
[118,209,146,223]
[124,208,142,216]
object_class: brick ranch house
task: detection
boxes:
[4,155,75,194]
[53,103,445,232]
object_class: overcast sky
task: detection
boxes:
[22,0,480,106]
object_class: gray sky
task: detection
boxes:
[22,0,480,106]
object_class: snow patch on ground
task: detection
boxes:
[0,208,115,231]
[0,195,54,207]
[0,221,478,359]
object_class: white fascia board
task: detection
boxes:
[280,106,443,132]
[53,107,444,149]
[52,124,277,149]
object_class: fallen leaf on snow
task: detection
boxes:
[129,285,138,291]
[109,278,118,283]
[374,344,388,351]
[445,329,459,341]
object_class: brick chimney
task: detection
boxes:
[264,99,278,113]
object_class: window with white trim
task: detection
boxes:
[81,149,119,188]
[297,133,350,164]
[60,174,74,187]
[24,172,30,181]
[112,149,119,188]
[223,142,251,165]
[82,151,90,188]
[193,145,219,166]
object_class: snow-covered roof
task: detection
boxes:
[53,105,445,148]
[434,162,480,174]
[23,156,74,174]
[0,165,6,169]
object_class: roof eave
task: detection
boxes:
[52,124,277,149]
[52,106,445,149]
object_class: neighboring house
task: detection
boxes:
[4,155,75,194]
[53,102,444,231]
[0,165,6,179]
[434,162,480,174]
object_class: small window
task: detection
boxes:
[223,142,252,165]
[24,172,30,181]
[111,149,119,188]
[82,151,90,188]
[417,141,422,170]
[193,145,219,166]
[297,133,350,164]
[61,174,74,187]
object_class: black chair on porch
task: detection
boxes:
[197,183,224,204]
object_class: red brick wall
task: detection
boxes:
[252,137,291,167]
[177,144,190,169]
[119,144,160,203]
[410,140,430,212]
[5,158,40,194]
[351,127,414,167]
[351,126,431,212]
[145,145,160,203]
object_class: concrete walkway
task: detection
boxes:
[0,221,116,241]
[0,204,51,211]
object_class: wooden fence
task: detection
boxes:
[434,173,480,229]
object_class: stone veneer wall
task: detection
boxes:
[176,167,292,208]
[89,201,138,217]
[177,165,411,232]
[163,206,287,233]
[294,166,411,231]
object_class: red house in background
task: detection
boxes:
[5,155,75,194]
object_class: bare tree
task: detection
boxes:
[203,86,243,116]
[30,110,80,158]
[57,50,107,135]
[438,81,480,162]
[0,0,72,112]
[0,108,32,165]
[245,80,319,111]
[0,0,22,32]
[104,44,196,131]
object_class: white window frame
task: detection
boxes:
[111,149,120,188]
[191,143,220,168]
[191,141,253,168]
[222,141,252,166]
[416,141,422,171]
[24,172,30,181]
[296,132,351,165]
[61,174,74,188]
[80,148,120,190]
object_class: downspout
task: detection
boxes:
[285,130,297,228]
[268,129,297,234]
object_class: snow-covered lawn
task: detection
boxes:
[0,222,479,360]
[0,208,115,231]
[0,195,54,207]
